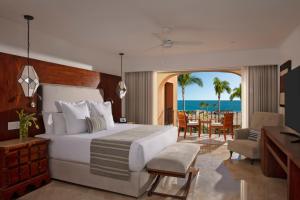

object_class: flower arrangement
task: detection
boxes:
[17,110,39,140]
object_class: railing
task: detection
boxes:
[158,109,242,127]
[184,110,242,126]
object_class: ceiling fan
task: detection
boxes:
[151,27,203,49]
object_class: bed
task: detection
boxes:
[35,84,178,197]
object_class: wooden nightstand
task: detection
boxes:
[0,137,50,200]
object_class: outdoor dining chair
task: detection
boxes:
[210,113,234,141]
[177,111,201,139]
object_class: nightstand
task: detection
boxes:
[0,137,50,200]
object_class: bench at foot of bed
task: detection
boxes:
[146,143,200,200]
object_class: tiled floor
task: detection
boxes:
[20,133,287,200]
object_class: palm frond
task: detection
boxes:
[230,84,241,101]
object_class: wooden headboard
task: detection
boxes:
[0,52,121,141]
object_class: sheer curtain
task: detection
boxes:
[241,67,249,128]
[125,71,153,124]
[248,65,278,123]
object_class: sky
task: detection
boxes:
[177,72,241,100]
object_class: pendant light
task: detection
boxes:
[116,53,127,99]
[18,15,39,107]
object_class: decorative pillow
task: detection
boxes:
[42,112,54,134]
[55,100,86,112]
[248,129,261,141]
[52,113,67,135]
[61,102,90,134]
[86,101,104,117]
[86,116,106,133]
[89,101,115,129]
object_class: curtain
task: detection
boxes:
[125,71,153,124]
[248,65,278,122]
[241,66,249,128]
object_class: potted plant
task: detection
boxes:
[17,110,39,140]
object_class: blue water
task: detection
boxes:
[178,100,241,112]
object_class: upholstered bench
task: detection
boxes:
[147,143,200,200]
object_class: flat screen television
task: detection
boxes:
[285,66,300,133]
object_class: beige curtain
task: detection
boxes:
[248,65,278,122]
[125,71,153,124]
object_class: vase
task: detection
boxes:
[19,123,28,141]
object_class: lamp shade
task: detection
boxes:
[116,80,127,99]
[18,65,39,97]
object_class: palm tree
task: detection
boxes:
[230,84,241,101]
[200,102,209,111]
[213,77,231,112]
[178,73,203,111]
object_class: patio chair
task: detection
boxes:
[177,111,201,139]
[210,113,234,141]
[227,112,282,164]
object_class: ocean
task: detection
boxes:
[178,100,241,112]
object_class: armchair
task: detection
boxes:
[227,112,282,164]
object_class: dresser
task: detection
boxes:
[0,138,50,200]
[261,127,300,200]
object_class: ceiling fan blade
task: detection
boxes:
[152,33,165,42]
[144,44,162,52]
[173,41,203,46]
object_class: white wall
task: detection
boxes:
[280,25,300,69]
[126,48,281,72]
[0,43,94,70]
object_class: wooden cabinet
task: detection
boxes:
[0,138,50,200]
[261,127,300,200]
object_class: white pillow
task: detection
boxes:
[55,100,86,112]
[61,102,90,134]
[52,113,67,135]
[89,101,114,129]
[42,112,54,134]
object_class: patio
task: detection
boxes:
[177,110,242,141]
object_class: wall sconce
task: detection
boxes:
[18,15,39,108]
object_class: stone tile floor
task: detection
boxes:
[21,133,287,200]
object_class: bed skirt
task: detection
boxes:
[49,158,154,197]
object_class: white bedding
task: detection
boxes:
[35,123,177,171]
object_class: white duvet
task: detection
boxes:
[35,123,177,171]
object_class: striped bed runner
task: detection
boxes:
[90,125,168,180]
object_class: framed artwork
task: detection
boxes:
[279,60,291,107]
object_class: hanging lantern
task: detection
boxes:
[116,53,127,99]
[18,15,39,108]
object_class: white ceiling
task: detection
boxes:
[0,0,299,74]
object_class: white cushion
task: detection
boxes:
[211,122,222,127]
[187,121,198,126]
[52,113,67,135]
[147,143,200,174]
[42,112,54,134]
[89,101,114,129]
[61,102,90,134]
[55,100,86,113]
